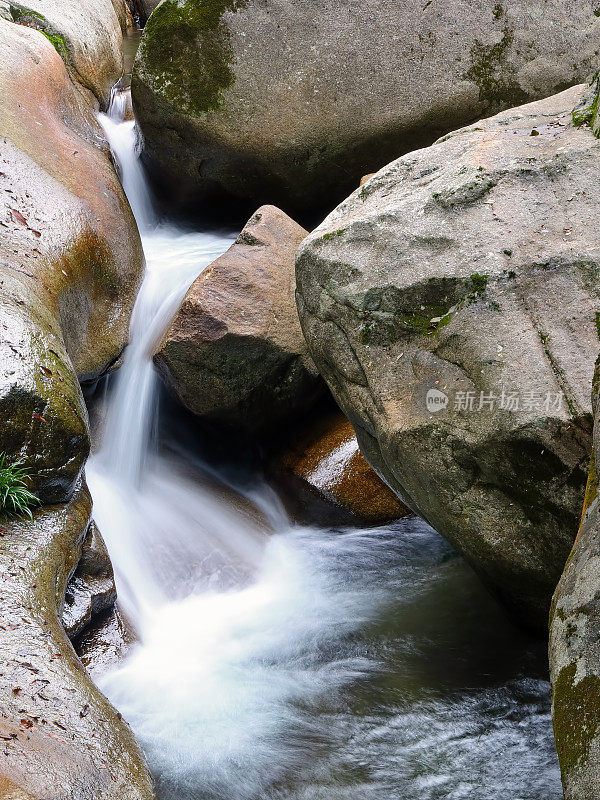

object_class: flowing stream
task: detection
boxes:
[86,92,562,800]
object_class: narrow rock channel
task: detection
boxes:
[86,80,561,800]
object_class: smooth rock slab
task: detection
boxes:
[296,85,599,629]
[132,0,600,216]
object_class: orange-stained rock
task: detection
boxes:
[0,19,153,800]
[360,173,376,186]
[8,0,125,105]
[0,20,143,381]
[280,411,409,524]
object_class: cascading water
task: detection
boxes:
[88,92,563,800]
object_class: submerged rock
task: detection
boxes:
[154,205,323,435]
[550,356,600,798]
[132,0,599,216]
[8,0,125,105]
[274,410,410,525]
[296,85,599,629]
[0,482,154,799]
[0,20,143,501]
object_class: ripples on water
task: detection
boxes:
[98,511,560,800]
[90,91,561,800]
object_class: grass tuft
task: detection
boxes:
[0,453,39,519]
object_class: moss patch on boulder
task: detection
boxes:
[136,0,247,115]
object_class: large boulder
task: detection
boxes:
[550,357,600,798]
[0,19,143,500]
[0,482,154,800]
[154,205,323,434]
[8,0,125,105]
[295,85,599,630]
[132,0,599,217]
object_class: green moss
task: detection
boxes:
[136,0,248,115]
[572,74,600,136]
[9,5,70,57]
[469,272,488,296]
[584,451,599,511]
[41,30,69,55]
[360,307,454,343]
[553,662,600,776]
[463,27,528,109]
[357,274,489,345]
[538,329,578,416]
[9,4,44,21]
[322,229,345,240]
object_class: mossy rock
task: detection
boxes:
[133,0,598,216]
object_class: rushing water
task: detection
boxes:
[87,92,562,800]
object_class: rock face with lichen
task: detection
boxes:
[295,85,600,630]
[154,205,323,434]
[132,0,599,217]
[549,358,600,800]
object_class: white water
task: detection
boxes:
[89,96,392,798]
[88,92,562,800]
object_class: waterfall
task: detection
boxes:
[90,101,255,623]
[87,90,562,800]
[88,92,391,799]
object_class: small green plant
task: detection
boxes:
[0,454,39,519]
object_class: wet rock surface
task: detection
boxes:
[296,85,599,630]
[75,606,136,683]
[0,483,154,799]
[132,0,599,216]
[155,205,323,435]
[62,522,117,640]
[0,16,153,797]
[274,410,410,525]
